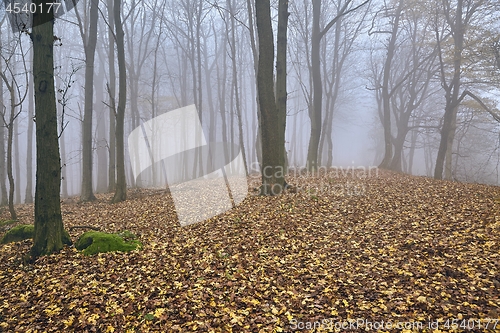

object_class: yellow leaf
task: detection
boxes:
[154,308,166,318]
[106,325,115,333]
[417,296,426,303]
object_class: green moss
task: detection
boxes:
[0,220,17,228]
[75,231,141,256]
[1,224,34,244]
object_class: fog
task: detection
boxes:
[1,0,500,204]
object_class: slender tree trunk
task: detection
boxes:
[80,0,99,202]
[276,0,289,174]
[434,0,464,180]
[60,130,68,198]
[107,0,116,192]
[25,66,34,203]
[112,0,127,203]
[14,117,21,204]
[95,69,108,193]
[379,1,403,169]
[7,88,16,219]
[307,0,322,171]
[31,2,71,258]
[228,0,248,175]
[0,120,6,206]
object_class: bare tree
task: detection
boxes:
[307,0,369,171]
[111,0,127,203]
[73,0,99,201]
[0,31,29,220]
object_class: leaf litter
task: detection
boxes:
[0,170,499,332]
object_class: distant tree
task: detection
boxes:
[0,19,9,207]
[74,0,99,202]
[375,0,402,169]
[433,0,495,179]
[25,50,34,204]
[30,0,72,258]
[0,30,29,220]
[307,0,369,171]
[106,0,116,192]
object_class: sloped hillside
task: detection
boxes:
[0,170,499,332]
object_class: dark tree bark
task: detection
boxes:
[255,0,285,195]
[30,1,71,258]
[307,0,369,171]
[378,0,402,169]
[6,87,17,219]
[434,0,465,180]
[228,0,249,175]
[80,0,99,202]
[112,0,127,203]
[276,0,289,173]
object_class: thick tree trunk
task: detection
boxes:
[255,0,285,195]
[112,0,127,203]
[31,3,71,258]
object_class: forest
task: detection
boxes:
[0,0,499,331]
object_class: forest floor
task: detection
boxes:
[0,169,499,332]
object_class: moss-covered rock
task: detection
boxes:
[75,231,141,256]
[1,224,34,244]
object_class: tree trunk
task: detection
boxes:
[95,68,108,193]
[107,0,116,192]
[31,2,71,258]
[14,116,21,204]
[0,119,6,206]
[434,0,464,180]
[7,88,16,220]
[60,130,68,198]
[255,0,285,195]
[80,0,99,202]
[379,1,403,169]
[228,0,249,175]
[112,0,127,203]
[0,38,7,207]
[307,0,322,171]
[25,67,34,204]
[276,0,289,174]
